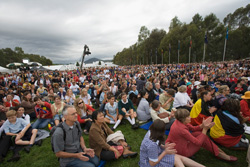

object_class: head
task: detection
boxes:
[62,105,78,124]
[166,89,175,97]
[155,83,160,89]
[175,109,190,124]
[201,91,212,102]
[149,119,166,145]
[6,110,17,123]
[145,82,153,90]
[54,96,62,104]
[140,90,149,99]
[107,94,115,104]
[178,85,187,93]
[221,99,243,123]
[81,88,88,96]
[121,92,127,102]
[92,110,105,124]
[6,94,13,101]
[218,85,230,96]
[151,100,161,111]
[34,96,43,106]
[16,107,25,117]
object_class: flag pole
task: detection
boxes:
[203,31,207,62]
[169,43,171,64]
[161,49,163,64]
[178,40,180,64]
[223,28,228,62]
[189,36,191,64]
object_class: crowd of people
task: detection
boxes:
[0,59,250,166]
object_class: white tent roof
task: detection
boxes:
[0,66,13,73]
[43,64,77,71]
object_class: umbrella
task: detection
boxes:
[28,62,42,66]
[6,62,24,68]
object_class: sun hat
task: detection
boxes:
[194,81,201,86]
[241,91,250,100]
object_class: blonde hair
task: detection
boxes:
[66,89,73,96]
[81,88,87,97]
[6,110,17,118]
[178,85,187,93]
[218,85,229,94]
[73,98,86,117]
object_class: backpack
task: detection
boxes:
[50,122,81,152]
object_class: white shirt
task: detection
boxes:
[173,92,191,108]
[70,84,79,92]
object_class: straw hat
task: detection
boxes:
[242,91,250,99]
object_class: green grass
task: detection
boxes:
[1,122,249,167]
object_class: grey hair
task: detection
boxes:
[145,82,151,89]
[62,105,75,116]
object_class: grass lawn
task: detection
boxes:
[1,121,249,167]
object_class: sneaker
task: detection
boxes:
[24,146,30,153]
[111,127,115,131]
[35,140,42,146]
[7,153,20,162]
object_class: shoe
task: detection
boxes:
[123,152,138,158]
[216,155,237,162]
[24,146,30,153]
[7,153,20,162]
[111,127,115,131]
[131,123,139,129]
[35,140,43,146]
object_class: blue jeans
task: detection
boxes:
[73,90,80,95]
[66,155,99,167]
[32,118,51,129]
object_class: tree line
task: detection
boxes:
[0,47,53,67]
[113,4,250,65]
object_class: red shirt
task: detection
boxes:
[77,104,95,124]
[35,102,53,119]
[240,99,250,121]
[4,99,19,108]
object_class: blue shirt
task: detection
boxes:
[3,118,28,133]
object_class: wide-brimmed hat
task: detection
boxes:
[242,91,250,99]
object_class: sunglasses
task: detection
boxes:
[78,102,83,105]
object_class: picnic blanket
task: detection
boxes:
[140,121,170,135]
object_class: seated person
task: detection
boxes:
[32,96,53,129]
[52,105,99,167]
[173,85,193,111]
[166,109,237,162]
[99,88,109,112]
[16,106,30,124]
[140,119,205,167]
[118,92,138,129]
[79,88,92,107]
[240,91,250,121]
[210,99,249,150]
[159,89,175,111]
[128,85,139,106]
[89,110,137,161]
[136,90,151,122]
[3,110,38,160]
[104,95,120,130]
[4,94,19,110]
[190,91,217,126]
[36,83,48,97]
[150,100,175,130]
[51,96,66,126]
[65,89,76,105]
[74,98,94,135]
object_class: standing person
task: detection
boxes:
[166,109,237,162]
[52,105,99,167]
[139,119,205,167]
[32,96,53,129]
[21,92,36,120]
[118,93,138,129]
[51,96,66,126]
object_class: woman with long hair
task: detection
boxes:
[51,96,66,126]
[21,92,36,120]
[65,89,75,105]
[136,90,151,122]
[140,119,205,167]
[79,88,92,107]
[74,98,95,134]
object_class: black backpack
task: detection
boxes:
[50,122,81,152]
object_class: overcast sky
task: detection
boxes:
[0,0,248,64]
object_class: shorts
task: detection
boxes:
[54,114,63,121]
[21,127,33,141]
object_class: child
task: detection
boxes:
[3,110,38,160]
[104,95,119,130]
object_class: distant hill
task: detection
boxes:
[84,58,112,64]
